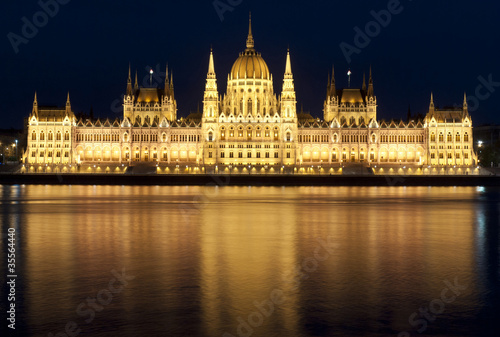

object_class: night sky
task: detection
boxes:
[1,0,499,129]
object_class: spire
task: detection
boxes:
[330,65,336,97]
[362,72,366,91]
[463,92,468,116]
[246,12,254,50]
[65,92,71,116]
[285,49,292,76]
[208,48,215,77]
[367,66,374,97]
[134,71,139,90]
[32,91,38,118]
[429,92,435,113]
[127,64,133,96]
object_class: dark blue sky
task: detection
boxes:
[2,0,499,128]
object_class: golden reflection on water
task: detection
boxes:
[0,185,484,336]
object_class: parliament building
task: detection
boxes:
[22,18,478,175]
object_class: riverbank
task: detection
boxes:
[0,173,499,186]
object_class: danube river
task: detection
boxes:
[1,185,499,336]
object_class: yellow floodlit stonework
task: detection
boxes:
[22,18,478,175]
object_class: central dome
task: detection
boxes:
[231,50,269,80]
[230,14,270,80]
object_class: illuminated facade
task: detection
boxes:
[22,18,478,175]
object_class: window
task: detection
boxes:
[257,152,261,158]
[208,152,213,158]
[447,153,452,159]
[229,152,234,158]
[456,133,460,142]
[265,152,270,158]
[439,133,443,142]
[431,133,436,142]
[286,152,290,158]
[447,133,452,142]
[40,132,45,141]
[464,133,469,142]
[208,132,213,141]
[56,132,61,141]
[274,152,279,158]
[221,152,225,158]
[32,132,36,141]
[439,153,444,159]
[238,152,243,158]
[431,153,435,159]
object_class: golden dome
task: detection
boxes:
[230,13,270,80]
[231,50,269,80]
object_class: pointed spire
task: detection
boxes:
[367,66,374,97]
[463,92,467,107]
[246,12,254,50]
[429,92,435,113]
[66,92,71,105]
[362,73,366,91]
[170,72,174,98]
[32,91,38,118]
[285,49,292,75]
[329,65,336,98]
[208,48,215,76]
[134,71,139,90]
[127,64,133,96]
[164,64,170,97]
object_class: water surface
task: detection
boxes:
[1,185,499,336]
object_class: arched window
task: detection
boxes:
[274,127,279,141]
[256,99,260,114]
[349,117,356,126]
[439,133,444,142]
[359,117,365,125]
[56,131,61,141]
[48,132,53,141]
[40,131,45,141]
[430,132,436,142]
[371,134,376,143]
[162,133,167,142]
[464,132,469,142]
[265,127,270,138]
[333,134,338,142]
[64,131,70,141]
[286,132,291,141]
[456,132,460,142]
[247,127,252,140]
[256,127,261,137]
[220,127,226,140]
[123,133,129,142]
[340,117,347,125]
[135,116,141,125]
[238,126,243,138]
[32,131,36,141]
[208,131,213,141]
[247,99,252,115]
[447,132,452,142]
[229,126,234,138]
